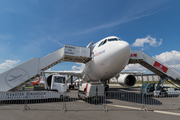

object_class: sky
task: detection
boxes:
[0,0,180,74]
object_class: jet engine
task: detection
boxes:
[117,74,136,87]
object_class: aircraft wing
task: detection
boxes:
[44,71,83,77]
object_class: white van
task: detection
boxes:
[78,83,105,102]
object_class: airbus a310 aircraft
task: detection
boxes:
[45,36,136,89]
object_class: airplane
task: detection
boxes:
[45,36,136,90]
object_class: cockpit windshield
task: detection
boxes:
[98,39,107,47]
[98,37,122,47]
[108,38,122,41]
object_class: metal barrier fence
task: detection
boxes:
[0,91,107,112]
[142,92,180,111]
[0,91,179,112]
[106,91,180,111]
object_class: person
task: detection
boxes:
[22,85,25,90]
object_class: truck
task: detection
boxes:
[45,74,67,93]
[78,83,105,103]
[0,74,68,101]
[140,83,180,97]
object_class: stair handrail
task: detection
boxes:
[141,50,180,75]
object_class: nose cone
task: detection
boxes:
[114,40,131,66]
[117,41,131,56]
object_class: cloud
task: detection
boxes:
[71,1,169,35]
[71,63,85,71]
[0,60,20,69]
[132,35,162,49]
[154,50,180,71]
[48,36,64,47]
[0,34,13,40]
[71,66,81,71]
[122,64,148,73]
[72,14,157,35]
[123,50,180,73]
[47,68,51,71]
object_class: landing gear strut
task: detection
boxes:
[69,76,74,90]
[102,80,109,96]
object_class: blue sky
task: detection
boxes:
[0,0,180,73]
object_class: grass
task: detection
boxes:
[135,81,159,84]
[110,80,174,85]
[25,86,34,89]
[109,81,158,84]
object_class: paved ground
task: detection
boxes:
[0,87,180,120]
[109,84,176,87]
[0,104,180,120]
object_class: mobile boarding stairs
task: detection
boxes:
[0,45,91,91]
[129,51,180,89]
[0,45,180,92]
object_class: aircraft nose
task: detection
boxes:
[117,41,131,55]
[113,40,131,67]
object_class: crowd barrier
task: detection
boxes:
[106,91,180,111]
[0,91,179,112]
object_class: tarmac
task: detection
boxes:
[0,87,180,120]
[0,103,180,120]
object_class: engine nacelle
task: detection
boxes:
[118,74,136,87]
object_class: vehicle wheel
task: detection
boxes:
[87,98,92,103]
[105,92,108,96]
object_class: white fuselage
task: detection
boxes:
[81,36,131,81]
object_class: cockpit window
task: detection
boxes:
[98,41,104,47]
[98,39,107,47]
[118,38,122,41]
[102,39,107,45]
[108,38,118,41]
